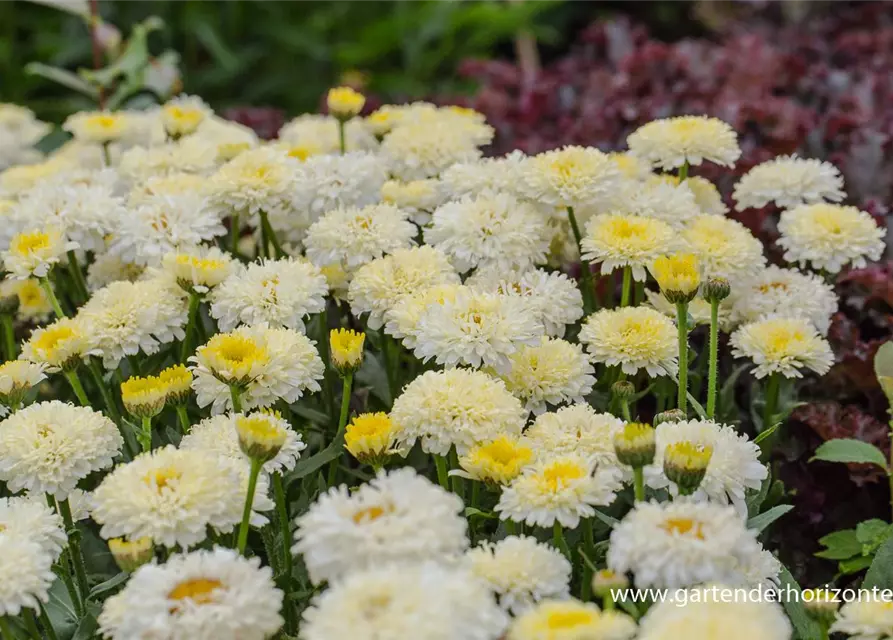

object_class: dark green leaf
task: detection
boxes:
[464,507,497,520]
[863,536,893,589]
[747,505,793,533]
[811,439,888,469]
[746,473,772,518]
[777,565,822,640]
[816,529,861,560]
[88,572,129,599]
[754,422,781,445]
[591,509,620,528]
[25,62,98,98]
[856,519,893,546]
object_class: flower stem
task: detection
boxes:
[581,519,595,601]
[762,372,781,436]
[138,416,153,452]
[434,455,450,491]
[39,277,66,318]
[337,120,346,154]
[272,472,296,634]
[101,141,111,167]
[633,467,645,502]
[318,308,334,416]
[706,299,720,418]
[260,211,284,259]
[23,609,41,640]
[64,370,90,406]
[38,604,58,640]
[675,301,689,414]
[566,206,594,314]
[230,212,241,255]
[175,405,190,434]
[67,250,89,304]
[620,266,632,307]
[1,314,15,361]
[58,498,89,611]
[180,292,201,364]
[237,458,262,554]
[449,447,464,499]
[327,372,353,486]
[552,521,572,562]
[229,385,243,413]
[619,397,631,422]
[379,328,397,406]
[678,160,689,181]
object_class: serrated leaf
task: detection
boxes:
[863,536,893,589]
[747,504,793,533]
[811,439,888,469]
[777,566,822,640]
[816,529,861,560]
[856,519,892,546]
[840,554,875,575]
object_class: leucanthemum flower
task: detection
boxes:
[279,114,378,156]
[0,535,55,616]
[425,191,551,273]
[439,150,527,198]
[384,282,464,348]
[163,246,234,295]
[0,496,65,560]
[496,453,622,528]
[305,203,415,270]
[581,214,678,281]
[681,214,766,281]
[730,314,834,379]
[729,265,838,335]
[412,288,544,373]
[0,400,122,498]
[494,337,595,414]
[98,547,283,640]
[380,178,445,224]
[649,174,729,216]
[299,563,507,640]
[207,145,297,220]
[777,203,885,273]
[210,257,327,332]
[645,419,766,514]
[605,177,701,227]
[390,368,525,456]
[7,278,53,322]
[607,501,773,589]
[609,151,652,180]
[348,246,460,330]
[86,253,145,291]
[91,446,247,548]
[190,325,324,413]
[117,138,219,184]
[628,116,741,170]
[293,468,468,585]
[830,599,893,640]
[290,151,387,226]
[518,146,623,209]
[381,121,485,181]
[454,436,534,485]
[4,226,77,279]
[579,306,678,377]
[733,155,845,210]
[160,94,212,139]
[63,110,134,144]
[0,360,45,413]
[468,536,572,614]
[344,412,400,467]
[525,404,626,472]
[507,599,637,640]
[20,317,91,372]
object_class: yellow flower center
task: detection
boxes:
[538,460,586,491]
[236,414,286,448]
[758,281,788,293]
[203,333,268,376]
[146,467,182,492]
[652,253,701,295]
[352,503,392,524]
[18,280,44,306]
[168,578,223,606]
[661,517,705,539]
[330,328,365,369]
[764,327,806,358]
[12,230,50,255]
[665,441,713,471]
[545,609,596,629]
[33,324,76,358]
[121,375,168,405]
[345,412,395,457]
[158,364,192,397]
[813,209,844,235]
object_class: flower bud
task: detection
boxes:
[591,569,628,599]
[654,408,687,426]
[802,588,839,625]
[0,360,45,410]
[664,441,712,495]
[158,364,193,406]
[702,277,731,303]
[611,380,635,401]
[330,328,365,376]
[121,375,167,419]
[327,86,365,120]
[652,254,701,304]
[614,422,656,468]
[345,412,397,467]
[236,411,288,463]
[109,537,154,572]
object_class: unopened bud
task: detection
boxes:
[611,380,635,401]
[654,409,686,426]
[236,410,288,463]
[614,423,655,468]
[802,588,839,625]
[109,537,154,572]
[592,569,628,599]
[330,328,365,376]
[664,441,712,495]
[702,277,731,303]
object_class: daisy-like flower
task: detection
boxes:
[381,121,485,181]
[517,146,623,209]
[86,253,145,291]
[607,501,773,589]
[279,114,378,156]
[210,257,327,332]
[8,278,53,322]
[507,599,637,640]
[681,215,765,281]
[648,174,729,216]
[729,265,838,335]
[380,178,445,224]
[327,86,365,119]
[329,328,365,375]
[0,360,45,413]
[293,468,468,585]
[777,203,885,273]
[384,282,465,348]
[344,412,399,467]
[91,446,247,548]
[190,325,324,413]
[605,177,701,228]
[525,404,626,471]
[98,547,283,640]
[128,172,208,204]
[0,400,122,498]
[160,94,212,139]
[413,288,544,373]
[468,536,572,614]
[733,155,845,210]
[20,317,91,373]
[730,314,834,379]
[207,145,297,220]
[4,226,76,280]
[494,337,595,414]
[579,306,678,377]
[581,214,677,281]
[0,496,66,560]
[468,267,584,338]
[627,116,741,170]
[440,150,527,198]
[390,368,525,456]
[159,363,193,406]
[645,419,766,514]
[299,563,507,640]
[63,110,134,144]
[454,436,534,485]
[496,452,622,528]
[0,158,71,198]
[638,585,791,640]
[425,191,551,273]
[163,246,235,295]
[0,103,49,170]
[180,411,305,475]
[830,599,893,640]
[305,203,416,270]
[609,151,652,180]
[117,138,219,184]
[348,246,460,330]
[79,277,188,369]
[0,535,56,616]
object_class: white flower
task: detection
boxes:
[293,468,468,585]
[20,317,92,372]
[496,452,622,528]
[279,114,378,156]
[628,116,741,170]
[0,535,55,616]
[412,288,544,373]
[608,177,701,228]
[778,203,885,273]
[468,535,571,614]
[207,146,297,220]
[518,146,623,209]
[381,121,485,181]
[0,401,122,498]
[63,110,136,144]
[391,368,525,456]
[305,203,415,269]
[3,226,77,280]
[581,214,678,281]
[86,253,145,291]
[607,501,774,589]
[117,138,219,183]
[0,496,66,560]
[525,404,625,471]
[163,245,235,294]
[831,599,893,640]
[733,155,845,210]
[381,178,446,224]
[299,563,507,640]
[291,151,388,226]
[98,547,283,640]
[425,191,551,272]
[0,103,49,171]
[91,446,247,548]
[210,258,328,331]
[508,599,637,640]
[645,419,767,514]
[160,94,212,138]
[0,360,46,413]
[730,314,834,379]
[440,150,528,198]
[579,306,678,377]
[384,282,465,348]
[681,214,766,281]
[495,337,595,414]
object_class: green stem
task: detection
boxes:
[230,212,240,256]
[633,467,645,502]
[434,455,450,491]
[552,521,572,563]
[64,370,90,406]
[706,299,720,418]
[675,302,689,414]
[677,159,689,181]
[566,206,594,314]
[23,609,41,640]
[326,373,353,486]
[38,604,58,640]
[379,328,397,406]
[620,266,632,307]
[175,405,190,434]
[337,119,346,154]
[138,416,152,452]
[619,398,631,422]
[761,374,781,450]
[101,141,111,168]
[272,473,296,634]
[39,276,65,318]
[1,314,15,361]
[318,308,333,417]
[180,292,201,363]
[260,211,284,259]
[58,498,89,611]
[87,359,124,424]
[237,458,262,554]
[0,618,12,640]
[66,250,89,304]
[449,448,464,499]
[581,519,595,601]
[470,481,480,511]
[229,385,243,413]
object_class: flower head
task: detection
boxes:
[163,246,234,295]
[628,116,741,170]
[4,227,75,279]
[507,599,637,640]
[327,86,365,120]
[345,412,398,467]
[329,328,365,375]
[160,95,211,138]
[579,307,678,377]
[236,411,288,462]
[518,146,623,209]
[64,110,133,144]
[0,360,45,411]
[108,537,155,573]
[733,155,845,210]
[0,535,55,616]
[830,598,893,640]
[20,317,90,372]
[581,214,677,281]
[651,254,701,304]
[526,405,626,471]
[158,364,193,405]
[682,215,766,282]
[121,375,168,419]
[730,315,833,379]
[614,422,657,468]
[456,436,534,485]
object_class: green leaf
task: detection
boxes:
[746,473,772,517]
[840,554,875,575]
[464,507,497,520]
[777,565,823,640]
[72,609,99,640]
[25,62,99,98]
[754,422,781,446]
[88,572,129,599]
[284,441,343,487]
[746,505,793,533]
[591,509,620,528]
[288,404,329,426]
[816,529,861,560]
[856,519,892,547]
[863,536,893,589]
[811,439,888,469]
